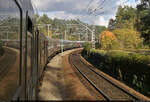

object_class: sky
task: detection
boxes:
[31,0,140,27]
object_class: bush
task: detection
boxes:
[95,42,101,49]
[82,42,92,55]
[82,49,150,97]
[83,42,92,50]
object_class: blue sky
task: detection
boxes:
[31,0,140,27]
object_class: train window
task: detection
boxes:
[25,13,33,99]
[0,0,21,100]
[27,17,33,33]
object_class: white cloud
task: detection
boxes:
[117,0,140,8]
[39,11,78,20]
[32,0,140,26]
[94,16,108,27]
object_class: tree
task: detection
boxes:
[108,18,116,30]
[137,0,150,9]
[35,14,107,40]
[95,26,106,38]
[40,14,52,24]
[113,29,144,49]
[136,0,150,46]
[108,6,137,30]
[100,31,119,50]
[115,6,137,29]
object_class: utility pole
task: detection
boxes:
[7,31,8,41]
[61,33,63,56]
[47,24,51,37]
[37,24,51,37]
[76,21,95,44]
[92,26,95,49]
[86,24,88,41]
[65,30,67,40]
[78,32,80,41]
[66,24,80,41]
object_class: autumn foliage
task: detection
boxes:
[100,31,116,41]
[100,31,118,50]
[99,29,146,50]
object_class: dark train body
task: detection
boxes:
[0,0,83,100]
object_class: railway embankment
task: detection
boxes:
[81,48,150,99]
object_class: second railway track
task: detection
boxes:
[69,51,138,101]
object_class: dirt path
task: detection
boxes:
[38,48,99,100]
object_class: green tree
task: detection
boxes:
[108,18,116,30]
[113,29,144,49]
[95,26,106,38]
[136,0,150,46]
[35,14,106,40]
[115,6,137,29]
[40,14,52,24]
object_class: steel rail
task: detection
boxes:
[69,51,138,101]
[79,54,139,101]
[69,53,111,101]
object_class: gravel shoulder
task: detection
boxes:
[38,48,97,100]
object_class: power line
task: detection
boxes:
[89,0,136,16]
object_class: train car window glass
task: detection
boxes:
[25,12,33,99]
[27,17,33,34]
[0,0,20,100]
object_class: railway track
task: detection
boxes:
[69,51,138,101]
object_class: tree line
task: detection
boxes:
[100,0,150,50]
[35,14,106,41]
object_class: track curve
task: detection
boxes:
[69,50,139,101]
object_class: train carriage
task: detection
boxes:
[0,0,84,101]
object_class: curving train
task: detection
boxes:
[0,0,84,100]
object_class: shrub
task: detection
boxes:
[82,42,92,55]
[95,42,101,49]
[82,49,150,97]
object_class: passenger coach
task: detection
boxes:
[0,0,83,101]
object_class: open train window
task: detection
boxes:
[27,16,33,34]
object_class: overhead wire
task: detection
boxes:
[90,0,136,16]
[89,0,106,14]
